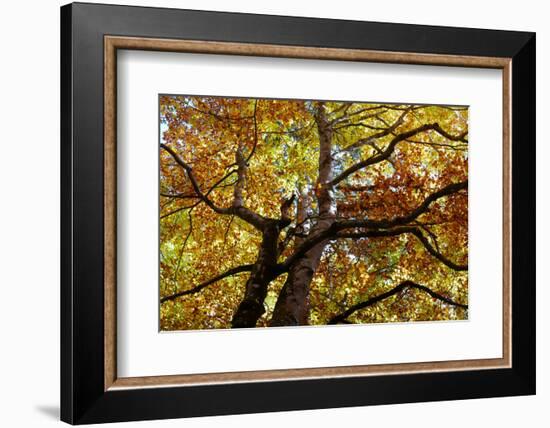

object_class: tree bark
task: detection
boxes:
[230,214,293,328]
[230,222,282,328]
[270,104,336,326]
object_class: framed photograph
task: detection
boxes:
[61,2,536,424]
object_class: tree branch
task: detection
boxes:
[160,192,199,199]
[337,107,411,154]
[245,100,259,163]
[282,180,467,269]
[159,172,237,220]
[336,180,468,230]
[160,264,254,303]
[331,123,468,185]
[336,226,467,271]
[328,280,467,324]
[233,145,247,208]
[161,143,232,215]
[161,143,277,230]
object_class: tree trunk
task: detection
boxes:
[269,240,326,326]
[231,222,281,328]
[270,104,335,326]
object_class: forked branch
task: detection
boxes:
[282,180,468,269]
[330,123,468,185]
[161,143,232,215]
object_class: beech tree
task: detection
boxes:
[159,96,468,330]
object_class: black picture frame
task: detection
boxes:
[61,2,535,424]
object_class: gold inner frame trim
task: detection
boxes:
[104,35,512,391]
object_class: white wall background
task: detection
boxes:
[0,0,546,426]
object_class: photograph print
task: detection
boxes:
[159,95,469,331]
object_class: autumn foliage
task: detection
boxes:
[159,96,468,330]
